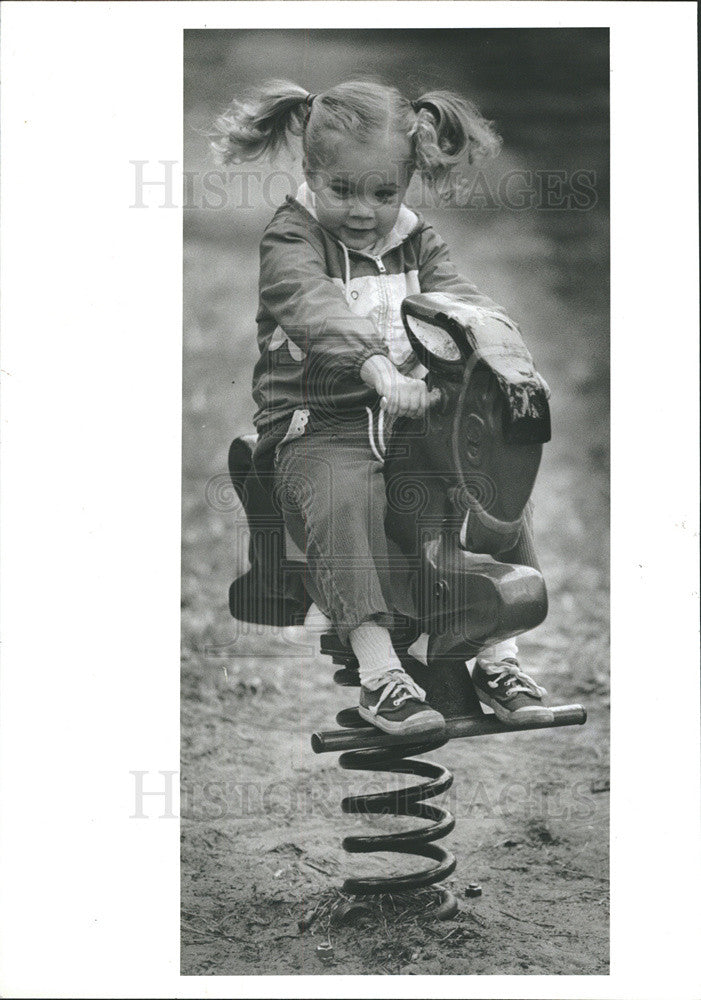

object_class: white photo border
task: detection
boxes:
[0,2,699,998]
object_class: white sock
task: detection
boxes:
[477,637,519,666]
[349,622,403,689]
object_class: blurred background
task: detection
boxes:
[183,27,609,664]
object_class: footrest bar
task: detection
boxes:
[311,704,586,754]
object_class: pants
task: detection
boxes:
[275,430,395,643]
[274,429,540,645]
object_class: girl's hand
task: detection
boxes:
[360,354,432,418]
[380,374,431,418]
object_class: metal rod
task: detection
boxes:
[311,704,586,754]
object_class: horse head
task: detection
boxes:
[388,292,551,559]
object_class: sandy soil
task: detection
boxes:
[181,662,608,974]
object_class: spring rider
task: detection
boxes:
[227,293,586,908]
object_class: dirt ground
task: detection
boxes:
[181,30,609,976]
[181,668,608,975]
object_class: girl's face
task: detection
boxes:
[306,130,413,250]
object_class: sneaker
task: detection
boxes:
[358,671,446,737]
[471,658,554,725]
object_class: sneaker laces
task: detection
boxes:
[480,658,547,699]
[370,672,427,716]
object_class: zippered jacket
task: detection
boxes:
[252,184,510,458]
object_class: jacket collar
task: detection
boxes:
[294,181,422,257]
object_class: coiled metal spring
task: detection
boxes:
[332,661,458,906]
[315,632,586,914]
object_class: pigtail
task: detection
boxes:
[212,79,311,165]
[411,90,502,200]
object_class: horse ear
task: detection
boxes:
[401,295,467,378]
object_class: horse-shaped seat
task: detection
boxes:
[228,292,551,662]
[227,433,313,628]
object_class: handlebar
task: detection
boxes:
[428,387,445,410]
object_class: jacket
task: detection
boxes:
[251,183,509,460]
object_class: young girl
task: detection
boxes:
[214,80,550,736]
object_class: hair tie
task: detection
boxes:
[306,93,317,109]
[413,99,439,121]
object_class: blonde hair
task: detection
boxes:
[212,79,501,201]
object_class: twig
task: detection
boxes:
[500,909,554,929]
[182,920,247,945]
[304,860,334,875]
[550,863,609,882]
[435,926,463,942]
